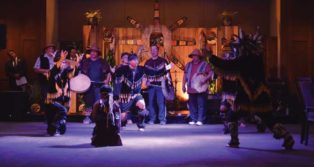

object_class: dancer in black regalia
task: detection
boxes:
[45,50,72,136]
[113,53,148,131]
[207,28,294,149]
[91,85,122,147]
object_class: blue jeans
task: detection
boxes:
[188,93,207,122]
[46,102,68,121]
[148,86,166,123]
[45,102,68,134]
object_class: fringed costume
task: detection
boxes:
[113,64,147,130]
[45,64,72,136]
[219,78,238,134]
[208,29,294,149]
[144,56,168,124]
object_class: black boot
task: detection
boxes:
[47,123,57,136]
[272,123,295,150]
[227,122,239,148]
[58,119,67,135]
[137,109,148,131]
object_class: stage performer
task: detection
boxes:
[45,50,73,136]
[219,49,243,134]
[113,52,132,127]
[113,53,148,131]
[144,45,170,125]
[182,49,213,126]
[80,46,111,123]
[91,85,122,147]
[118,52,130,68]
[34,44,57,112]
[207,29,294,149]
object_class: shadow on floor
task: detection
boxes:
[240,146,314,158]
[48,143,96,149]
[0,133,48,137]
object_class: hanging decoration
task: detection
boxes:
[85,10,102,25]
[220,11,238,26]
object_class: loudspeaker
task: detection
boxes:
[0,91,29,121]
[0,24,6,49]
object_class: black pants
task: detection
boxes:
[45,102,68,135]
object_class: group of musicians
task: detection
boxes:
[32,44,202,133]
[29,39,294,149]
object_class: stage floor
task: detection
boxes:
[0,122,313,167]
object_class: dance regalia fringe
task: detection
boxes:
[45,65,70,106]
[144,57,168,85]
[208,54,273,113]
[146,74,166,84]
[114,65,146,104]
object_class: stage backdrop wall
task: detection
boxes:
[0,0,45,90]
[281,0,314,94]
[58,0,271,42]
[0,0,313,95]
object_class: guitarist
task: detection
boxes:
[182,49,213,126]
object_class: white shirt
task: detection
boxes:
[12,57,18,67]
[33,53,55,70]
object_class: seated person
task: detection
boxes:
[91,85,122,147]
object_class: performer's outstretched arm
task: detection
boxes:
[205,50,242,78]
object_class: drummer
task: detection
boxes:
[80,46,111,122]
[182,49,213,126]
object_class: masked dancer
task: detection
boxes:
[207,29,294,149]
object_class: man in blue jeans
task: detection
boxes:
[80,46,111,124]
[144,45,170,125]
[182,49,213,126]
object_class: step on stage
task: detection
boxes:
[0,122,313,167]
